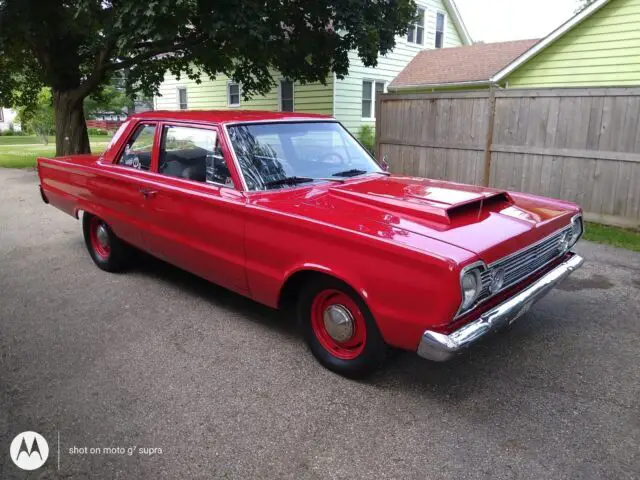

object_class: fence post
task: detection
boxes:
[375,94,382,160]
[482,86,497,187]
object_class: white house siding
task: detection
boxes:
[0,108,19,132]
[334,0,464,133]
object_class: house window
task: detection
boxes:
[407,8,425,45]
[228,83,241,107]
[362,80,385,119]
[280,80,294,112]
[435,12,445,48]
[0,108,4,122]
[177,87,188,110]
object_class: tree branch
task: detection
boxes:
[104,37,202,73]
[76,36,201,98]
[77,33,120,98]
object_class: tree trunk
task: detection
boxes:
[53,90,90,156]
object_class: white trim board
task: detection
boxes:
[444,0,472,45]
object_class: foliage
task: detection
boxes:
[84,83,130,118]
[87,127,110,136]
[357,125,376,156]
[583,222,640,252]
[0,124,25,136]
[0,0,415,155]
[15,89,55,145]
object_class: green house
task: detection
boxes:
[153,0,471,133]
[389,0,640,92]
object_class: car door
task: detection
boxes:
[93,122,160,250]
[141,122,248,295]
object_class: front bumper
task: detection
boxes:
[417,253,584,362]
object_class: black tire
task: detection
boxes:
[297,277,388,378]
[82,213,131,272]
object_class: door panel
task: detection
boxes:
[90,165,156,249]
[143,180,247,293]
[142,123,248,294]
[89,122,160,249]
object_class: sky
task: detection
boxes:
[454,0,580,43]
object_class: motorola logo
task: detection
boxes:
[10,431,49,470]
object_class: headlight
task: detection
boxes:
[460,268,482,311]
[568,215,583,247]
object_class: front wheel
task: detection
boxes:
[82,214,131,272]
[298,277,388,378]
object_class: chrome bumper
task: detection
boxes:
[417,254,584,362]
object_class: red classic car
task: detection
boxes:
[37,110,584,377]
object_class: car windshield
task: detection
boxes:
[227,121,382,190]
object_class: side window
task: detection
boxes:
[159,125,234,187]
[117,123,156,170]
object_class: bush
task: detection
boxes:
[357,125,375,156]
[0,125,25,136]
[87,127,110,136]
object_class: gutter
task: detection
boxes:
[388,80,492,92]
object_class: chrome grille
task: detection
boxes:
[478,226,572,301]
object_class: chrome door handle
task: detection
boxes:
[138,188,157,198]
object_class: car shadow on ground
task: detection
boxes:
[81,238,586,402]
[129,247,299,341]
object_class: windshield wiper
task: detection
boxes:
[264,176,316,188]
[332,168,369,178]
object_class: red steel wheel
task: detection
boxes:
[88,216,111,260]
[310,289,367,360]
[83,213,132,272]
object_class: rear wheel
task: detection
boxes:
[83,214,131,272]
[298,277,387,378]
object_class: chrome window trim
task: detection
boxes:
[221,124,249,191]
[222,120,381,193]
[157,123,238,190]
[223,118,339,127]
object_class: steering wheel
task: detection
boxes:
[317,152,347,166]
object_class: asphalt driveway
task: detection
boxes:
[1,168,638,479]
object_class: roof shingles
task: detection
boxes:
[390,39,539,88]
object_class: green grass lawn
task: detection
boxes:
[0,135,111,169]
[0,135,56,145]
[3,138,639,254]
[583,222,640,252]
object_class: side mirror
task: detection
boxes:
[380,154,390,172]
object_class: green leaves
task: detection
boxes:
[1,0,414,153]
[1,0,415,104]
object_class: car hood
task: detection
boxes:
[278,175,578,264]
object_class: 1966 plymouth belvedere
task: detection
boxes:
[37,111,584,377]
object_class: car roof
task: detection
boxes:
[131,110,334,124]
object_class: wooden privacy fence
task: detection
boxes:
[375,87,640,229]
